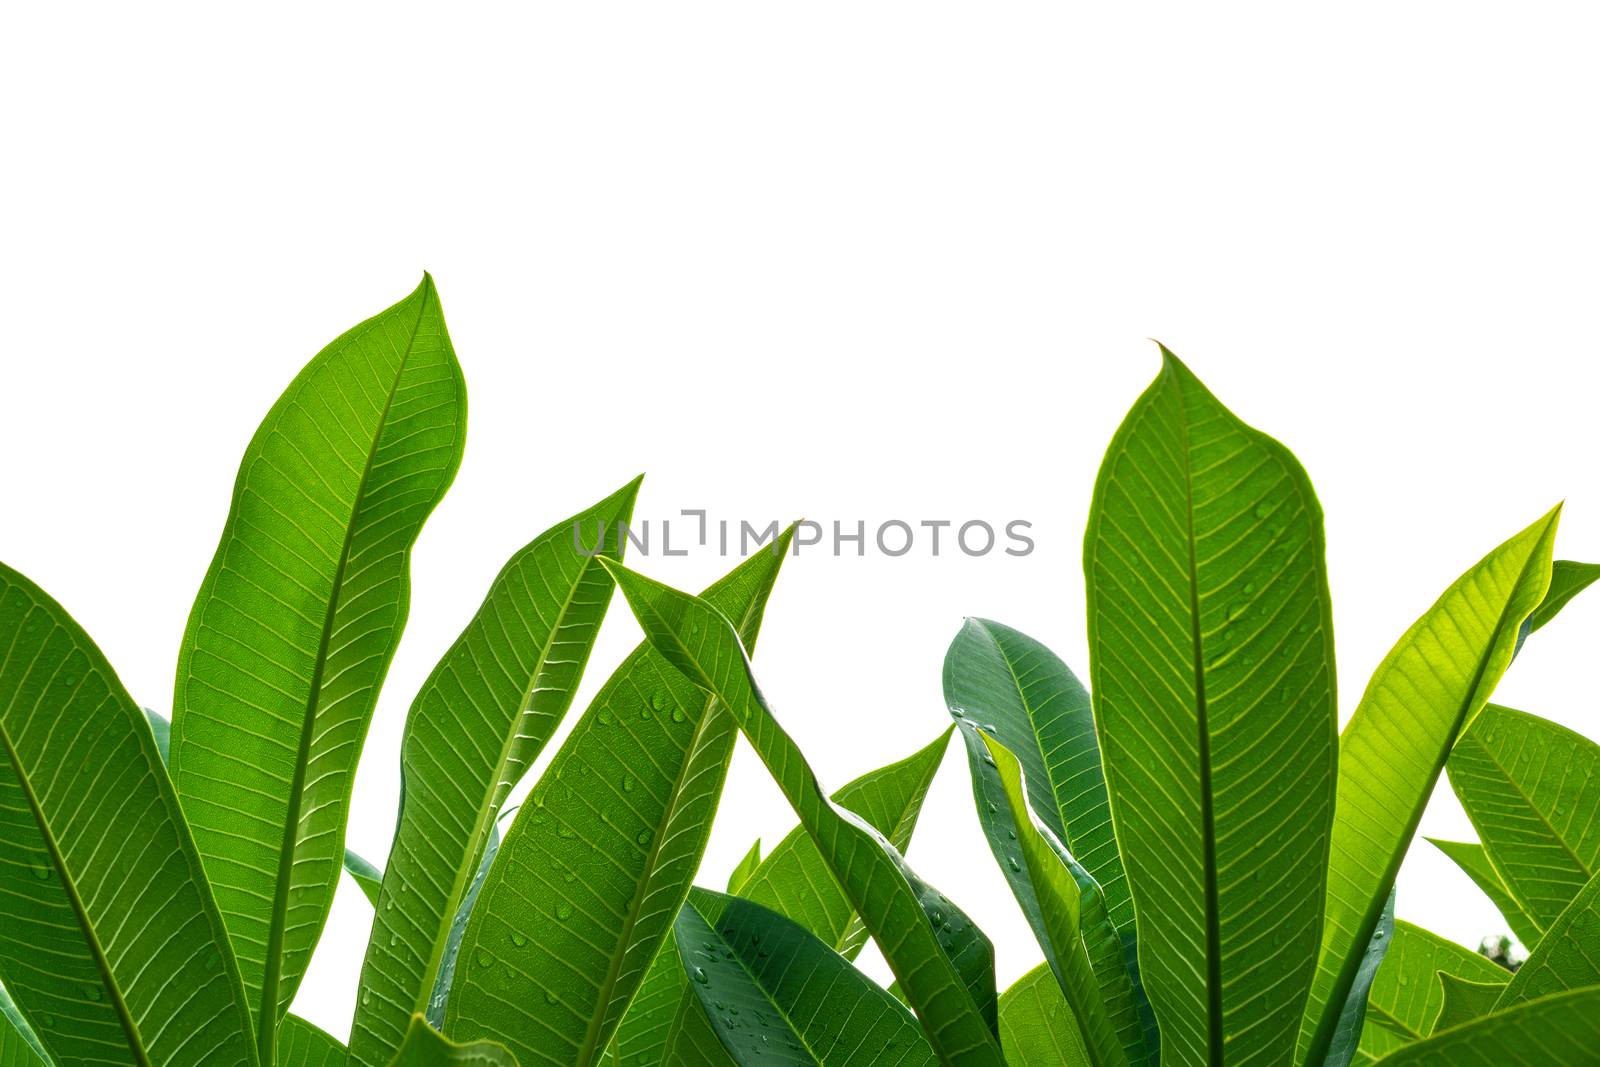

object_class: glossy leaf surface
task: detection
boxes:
[942,618,1129,931]
[599,561,1004,1066]
[350,482,638,1065]
[1322,888,1394,1067]
[1447,705,1600,930]
[171,277,466,1060]
[1301,510,1558,1064]
[675,889,937,1066]
[0,982,47,1067]
[1084,351,1339,1067]
[0,562,258,1067]
[445,539,792,1067]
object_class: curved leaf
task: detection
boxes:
[0,562,257,1066]
[598,560,1005,1067]
[350,481,639,1065]
[344,850,384,908]
[1431,974,1502,1033]
[1084,351,1339,1067]
[1515,559,1600,653]
[1447,705,1600,930]
[998,965,1088,1067]
[610,730,950,1067]
[0,982,48,1067]
[675,888,937,1066]
[1492,869,1600,1011]
[171,276,466,1062]
[387,1017,514,1067]
[969,730,1137,1067]
[445,537,793,1067]
[1366,987,1600,1066]
[736,728,950,959]
[278,1016,344,1066]
[1353,921,1505,1063]
[1300,509,1558,1065]
[424,825,498,1028]
[942,618,1129,931]
[1322,888,1394,1067]
[1425,839,1542,947]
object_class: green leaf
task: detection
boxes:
[1447,705,1600,931]
[1491,869,1600,1011]
[0,981,48,1067]
[597,560,1005,1067]
[350,480,639,1065]
[736,729,951,959]
[602,940,729,1067]
[1365,987,1600,1066]
[1425,839,1542,947]
[610,730,950,1067]
[0,562,258,1066]
[387,1016,516,1067]
[345,850,384,908]
[1515,559,1600,653]
[425,824,499,1028]
[170,276,466,1062]
[1322,888,1395,1067]
[942,618,1130,932]
[277,1016,345,1066]
[445,537,794,1067]
[675,888,938,1066]
[1431,974,1503,1033]
[1353,922,1506,1063]
[968,730,1138,1067]
[998,965,1089,1067]
[1083,351,1339,1067]
[1299,508,1559,1065]
[143,707,171,763]
[725,842,762,895]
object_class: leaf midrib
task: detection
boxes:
[259,285,432,1065]
[0,711,153,1067]
[1306,534,1551,1066]
[1462,728,1593,889]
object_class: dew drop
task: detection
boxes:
[556,903,574,921]
[651,693,667,711]
[544,991,560,1005]
[84,986,102,1002]
[1254,503,1272,519]
[30,863,50,881]
[623,776,635,793]
[599,710,615,726]
[475,949,493,969]
[511,932,528,948]
[558,825,577,839]
[1008,856,1022,872]
[361,990,371,1006]
[637,829,654,847]
[671,708,687,723]
[692,966,709,985]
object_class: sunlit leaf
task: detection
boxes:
[997,964,1088,1067]
[1300,509,1558,1065]
[1084,351,1339,1067]
[278,1015,344,1066]
[1431,974,1503,1033]
[1447,705,1600,930]
[344,850,384,908]
[0,562,257,1066]
[1514,559,1600,654]
[350,481,639,1065]
[1425,839,1542,947]
[1353,921,1505,1063]
[171,276,466,1062]
[1364,987,1600,1066]
[1491,869,1600,1011]
[725,842,762,895]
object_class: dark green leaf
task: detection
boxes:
[277,1015,344,1066]
[942,618,1130,931]
[675,888,937,1065]
[344,850,384,908]
[1321,888,1394,1067]
[387,1016,515,1067]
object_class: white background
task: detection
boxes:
[4,2,1599,1043]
